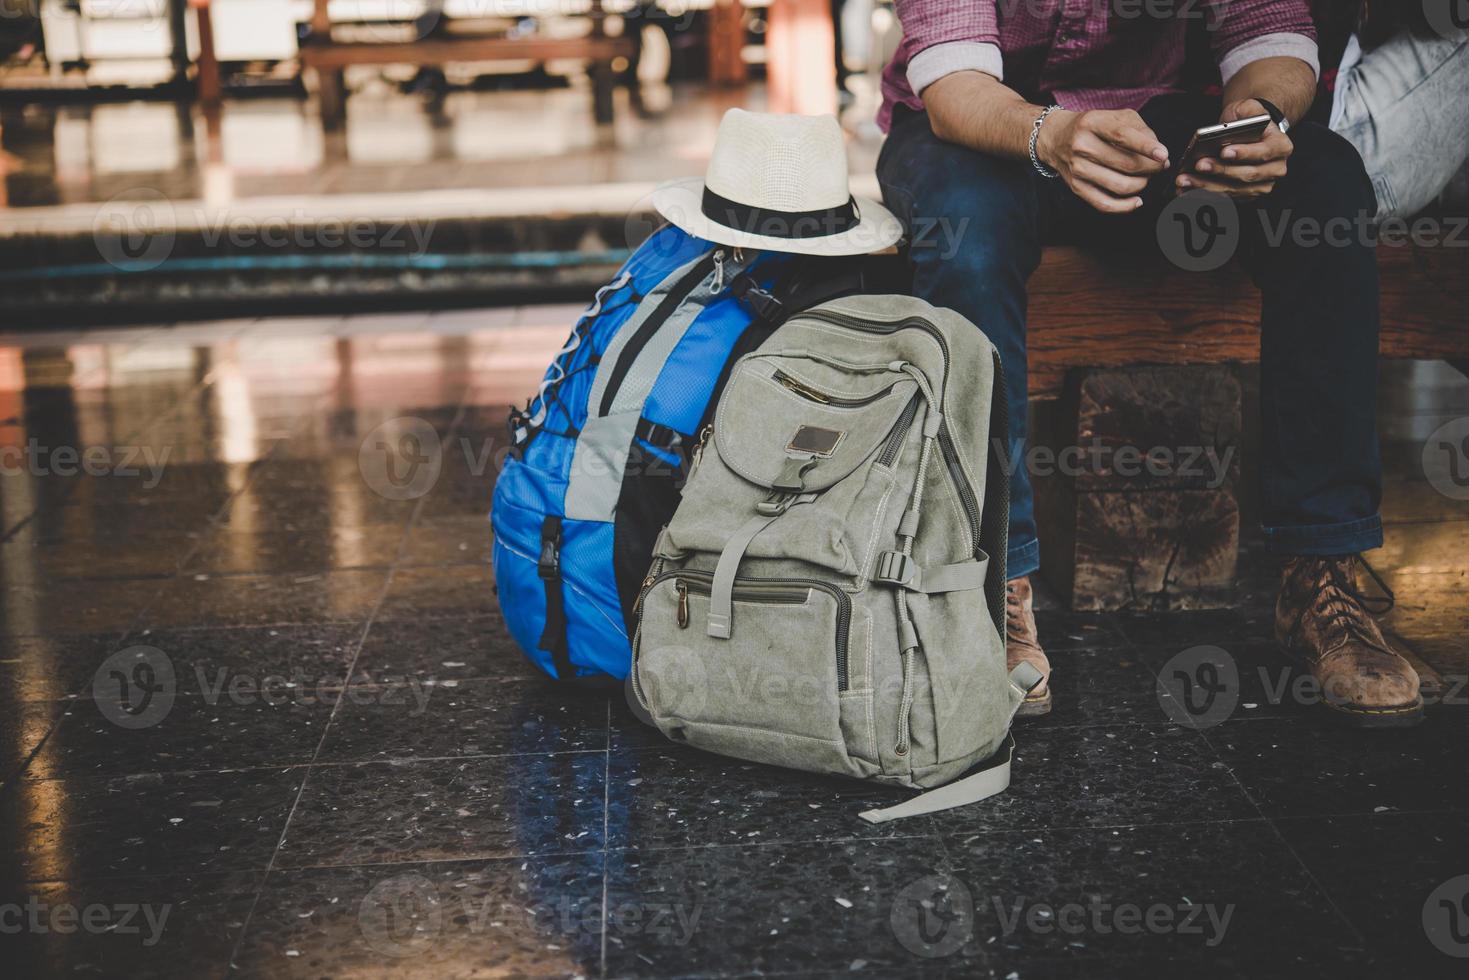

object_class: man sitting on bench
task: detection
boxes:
[877,1,1423,725]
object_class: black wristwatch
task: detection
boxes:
[1255,98,1290,135]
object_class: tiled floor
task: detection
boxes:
[1,312,1466,978]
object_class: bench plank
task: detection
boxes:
[1025,243,1469,399]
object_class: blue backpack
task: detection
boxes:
[491,225,874,681]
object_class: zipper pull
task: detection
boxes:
[676,581,690,629]
[713,249,726,291]
[689,424,714,477]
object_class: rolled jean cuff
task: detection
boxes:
[1261,513,1383,556]
[1007,538,1041,581]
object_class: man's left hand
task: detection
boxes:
[1176,99,1292,199]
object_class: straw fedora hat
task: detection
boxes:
[652,109,902,257]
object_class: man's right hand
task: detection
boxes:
[1035,109,1170,214]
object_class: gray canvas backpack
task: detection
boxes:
[629,294,1043,822]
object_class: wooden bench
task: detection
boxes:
[1024,241,1469,400]
[1013,242,1469,610]
[299,0,637,130]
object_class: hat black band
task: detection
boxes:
[700,187,860,240]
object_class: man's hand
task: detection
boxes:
[1036,108,1170,214]
[1177,98,1293,199]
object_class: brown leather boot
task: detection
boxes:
[1274,555,1423,727]
[1006,576,1052,717]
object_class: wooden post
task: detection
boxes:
[1032,366,1243,611]
[589,0,616,124]
[765,0,836,115]
[191,0,221,110]
[707,0,747,86]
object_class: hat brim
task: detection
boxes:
[651,177,902,257]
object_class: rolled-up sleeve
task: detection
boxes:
[895,1,1003,95]
[1208,0,1320,84]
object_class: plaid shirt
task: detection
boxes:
[879,1,1320,131]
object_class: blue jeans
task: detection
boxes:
[1330,25,1469,218]
[876,94,1385,579]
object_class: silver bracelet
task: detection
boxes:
[1029,104,1062,178]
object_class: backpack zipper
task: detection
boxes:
[877,394,922,468]
[674,576,808,629]
[639,568,852,690]
[772,370,899,408]
[597,248,724,417]
[797,310,983,556]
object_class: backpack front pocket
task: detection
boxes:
[633,569,867,778]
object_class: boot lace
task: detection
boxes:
[1286,555,1395,655]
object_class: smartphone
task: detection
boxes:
[1180,113,1272,169]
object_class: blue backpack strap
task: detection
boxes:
[536,516,574,680]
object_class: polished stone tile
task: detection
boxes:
[0,632,127,702]
[119,625,363,698]
[0,577,160,639]
[398,516,494,566]
[1206,712,1469,818]
[0,700,68,784]
[602,837,963,977]
[606,744,934,851]
[926,725,1259,836]
[316,677,607,763]
[231,854,604,977]
[1026,647,1161,729]
[137,570,390,630]
[275,754,606,868]
[374,565,499,622]
[27,694,334,779]
[1032,609,1130,652]
[181,524,407,575]
[0,871,260,980]
[943,822,1362,971]
[349,615,531,686]
[0,768,304,881]
[1275,810,1469,972]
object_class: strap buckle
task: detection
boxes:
[537,538,560,580]
[730,276,784,321]
[873,550,917,588]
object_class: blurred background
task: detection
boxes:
[0,0,893,324]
